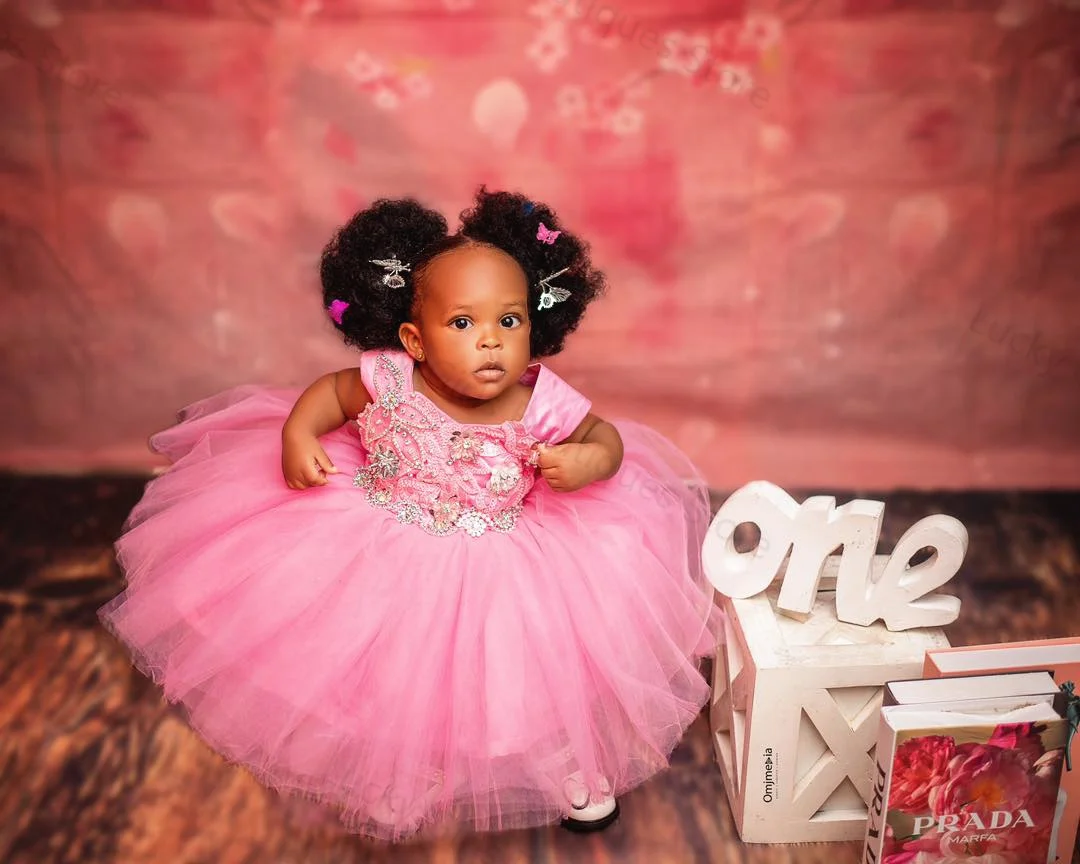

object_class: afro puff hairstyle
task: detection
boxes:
[320,187,606,358]
[457,187,605,357]
[320,197,449,352]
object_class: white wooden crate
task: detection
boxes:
[711,557,951,844]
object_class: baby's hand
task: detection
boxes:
[536,442,612,493]
[282,432,339,489]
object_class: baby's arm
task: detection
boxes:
[281,369,371,489]
[536,413,624,493]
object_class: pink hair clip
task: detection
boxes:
[327,299,349,324]
[537,223,561,244]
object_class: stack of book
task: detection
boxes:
[862,639,1080,864]
[925,639,1080,863]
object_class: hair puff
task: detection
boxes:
[456,186,606,357]
[320,198,449,350]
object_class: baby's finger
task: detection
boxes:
[536,444,564,469]
[314,448,338,474]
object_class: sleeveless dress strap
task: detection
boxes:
[360,350,412,405]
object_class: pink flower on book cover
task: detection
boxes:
[883,830,939,864]
[895,809,1049,864]
[888,735,957,812]
[907,852,1018,864]
[999,763,1060,859]
[1032,747,1064,782]
[881,825,913,864]
[986,723,1044,765]
[886,726,1066,864]
[930,744,1034,820]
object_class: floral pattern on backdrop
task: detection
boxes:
[1,0,1079,487]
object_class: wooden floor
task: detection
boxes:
[2,475,1079,864]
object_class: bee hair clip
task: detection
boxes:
[536,267,571,311]
[370,255,412,289]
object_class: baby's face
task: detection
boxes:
[414,245,532,401]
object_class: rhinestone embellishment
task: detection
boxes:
[397,502,423,524]
[457,512,487,537]
[379,391,401,411]
[487,464,521,495]
[432,498,462,532]
[448,430,479,463]
[368,445,399,479]
[353,353,538,538]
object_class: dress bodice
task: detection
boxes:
[353,351,591,537]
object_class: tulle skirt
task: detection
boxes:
[99,386,722,840]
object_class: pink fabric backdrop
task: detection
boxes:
[1,0,1079,489]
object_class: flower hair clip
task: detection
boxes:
[536,267,571,310]
[370,255,411,289]
[327,299,350,324]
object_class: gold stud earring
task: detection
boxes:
[416,350,425,361]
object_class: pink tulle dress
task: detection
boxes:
[100,349,721,840]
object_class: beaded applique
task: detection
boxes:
[354,353,540,538]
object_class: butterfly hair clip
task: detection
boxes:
[536,222,560,244]
[370,255,411,289]
[536,267,571,310]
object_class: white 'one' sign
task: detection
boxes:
[702,481,966,631]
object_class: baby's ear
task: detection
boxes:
[397,322,423,356]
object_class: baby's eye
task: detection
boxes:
[500,314,522,328]
[450,317,472,330]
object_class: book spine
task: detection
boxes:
[861,711,897,864]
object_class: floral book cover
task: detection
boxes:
[867,718,1068,864]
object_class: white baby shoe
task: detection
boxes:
[366,771,444,836]
[560,771,619,832]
